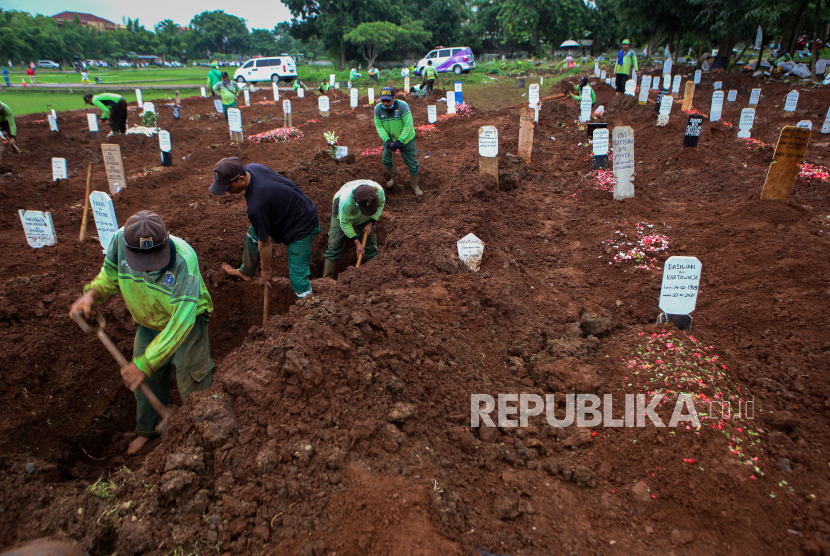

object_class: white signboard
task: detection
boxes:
[749,88,761,106]
[282,100,291,114]
[50,109,56,118]
[639,76,652,103]
[594,63,600,77]
[797,120,812,130]
[737,108,755,138]
[652,77,659,91]
[48,115,58,132]
[624,79,636,96]
[710,91,725,122]
[601,69,607,80]
[713,81,722,90]
[727,90,737,103]
[318,96,330,112]
[200,87,206,97]
[19,210,56,248]
[455,81,462,93]
[817,60,828,74]
[659,256,702,314]
[671,75,681,94]
[244,89,250,106]
[135,88,143,108]
[659,94,673,114]
[350,88,358,108]
[784,90,798,112]
[822,106,830,134]
[456,233,484,272]
[694,70,701,85]
[368,88,374,103]
[612,126,635,200]
[579,86,593,122]
[662,59,672,76]
[478,125,498,157]
[329,74,335,87]
[335,81,340,89]
[428,105,437,123]
[335,146,348,159]
[272,83,279,101]
[297,88,305,98]
[447,95,456,115]
[51,158,67,181]
[89,191,118,252]
[158,130,171,152]
[592,128,609,156]
[213,99,224,114]
[87,113,98,132]
[227,108,242,132]
[528,84,539,108]
[142,102,155,114]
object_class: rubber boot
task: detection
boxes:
[322,258,337,279]
[386,173,396,188]
[411,174,423,196]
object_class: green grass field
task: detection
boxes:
[0,89,200,115]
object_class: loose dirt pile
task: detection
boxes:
[1,72,829,555]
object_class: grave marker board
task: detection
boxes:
[727,90,737,102]
[273,83,279,101]
[87,113,99,134]
[662,59,672,76]
[142,102,155,114]
[579,86,593,122]
[694,70,701,85]
[518,108,534,164]
[404,76,410,92]
[478,125,499,182]
[89,191,118,252]
[671,75,681,95]
[200,87,206,97]
[654,90,667,114]
[710,90,725,122]
[683,116,704,147]
[749,88,761,106]
[368,88,374,103]
[350,88,358,109]
[682,80,695,111]
[624,79,636,96]
[428,105,437,123]
[528,84,539,108]
[329,74,335,87]
[657,95,673,126]
[822,106,830,134]
[612,126,634,200]
[639,76,652,105]
[601,70,607,80]
[455,81,463,105]
[457,233,484,272]
[19,210,56,248]
[737,108,755,138]
[51,158,67,181]
[158,130,172,166]
[244,90,250,106]
[659,256,702,315]
[713,81,722,90]
[760,126,810,200]
[135,89,143,108]
[335,146,348,159]
[797,120,812,130]
[319,95,330,117]
[48,115,58,132]
[227,108,243,142]
[784,90,798,112]
[594,63,600,77]
[297,88,305,98]
[101,144,126,195]
[213,99,224,114]
[447,95,456,115]
[662,74,671,90]
[592,128,609,170]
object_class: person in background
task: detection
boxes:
[571,77,595,105]
[84,93,128,134]
[613,39,638,93]
[81,68,91,84]
[374,87,421,195]
[319,80,330,94]
[2,66,9,88]
[422,60,438,96]
[0,102,17,145]
[322,180,385,278]
[401,66,410,78]
[26,66,36,86]
[206,61,222,99]
[368,65,379,82]
[213,72,241,121]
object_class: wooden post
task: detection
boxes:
[230,130,243,143]
[175,90,180,106]
[761,126,811,201]
[478,125,499,184]
[262,283,270,327]
[404,76,410,92]
[682,81,695,111]
[518,107,534,164]
[79,163,93,241]
[480,157,499,181]
[288,113,293,128]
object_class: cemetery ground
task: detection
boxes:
[0,71,829,556]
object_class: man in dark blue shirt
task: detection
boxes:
[210,157,321,297]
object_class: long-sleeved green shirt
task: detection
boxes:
[0,102,16,136]
[333,180,385,240]
[207,68,222,90]
[91,93,124,119]
[423,66,438,80]
[374,99,415,145]
[615,50,638,75]
[572,85,596,104]
[85,230,213,376]
[213,80,240,105]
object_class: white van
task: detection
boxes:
[234,56,298,84]
[414,46,475,76]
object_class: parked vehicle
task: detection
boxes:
[234,56,297,84]
[414,47,475,76]
[37,60,61,69]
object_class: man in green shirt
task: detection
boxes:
[69,211,214,455]
[614,39,638,94]
[83,93,128,134]
[206,61,222,99]
[572,78,596,105]
[0,102,17,146]
[322,180,385,278]
[374,87,421,196]
[422,60,438,96]
[213,72,241,121]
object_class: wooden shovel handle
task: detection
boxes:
[356,228,369,267]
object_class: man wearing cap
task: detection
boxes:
[213,72,241,121]
[69,211,214,455]
[614,40,638,94]
[211,158,321,298]
[374,87,422,196]
[207,61,222,99]
[322,180,385,278]
[84,93,128,134]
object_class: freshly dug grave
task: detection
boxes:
[0,73,829,555]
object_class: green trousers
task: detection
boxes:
[239,223,322,297]
[382,138,419,176]
[323,217,378,261]
[133,313,213,437]
[222,100,238,121]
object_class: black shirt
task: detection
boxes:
[244,164,318,245]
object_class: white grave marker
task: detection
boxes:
[612,126,635,200]
[200,87,206,97]
[350,88,358,108]
[639,76,651,104]
[713,81,722,90]
[273,83,279,101]
[335,146,348,159]
[710,90,725,122]
[297,88,305,98]
[657,94,673,126]
[624,79,636,96]
[694,70,701,84]
[335,81,340,89]
[662,59,672,76]
[601,69,607,80]
[427,105,437,123]
[592,128,609,156]
[580,86,593,122]
[797,120,812,130]
[662,74,671,90]
[318,96,330,113]
[737,108,755,138]
[87,113,98,133]
[158,130,171,152]
[784,90,798,112]
[19,210,56,248]
[368,88,375,103]
[822,106,830,134]
[528,84,539,108]
[50,109,56,118]
[227,108,242,132]
[659,256,702,315]
[652,77,659,91]
[817,59,828,74]
[89,191,118,252]
[727,90,737,102]
[594,63,600,77]
[749,88,761,106]
[213,99,224,114]
[135,88,143,108]
[447,95,456,115]
[48,115,58,132]
[329,74,335,87]
[478,125,498,157]
[51,158,67,181]
[671,75,681,94]
[244,89,250,106]
[456,233,484,272]
[142,102,155,114]
[283,99,291,114]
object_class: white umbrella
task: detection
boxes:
[560,40,580,48]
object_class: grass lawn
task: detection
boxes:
[0,89,200,116]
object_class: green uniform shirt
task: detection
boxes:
[349,69,358,80]
[320,81,330,91]
[424,66,437,80]
[207,68,222,90]
[85,231,213,377]
[213,80,240,105]
[333,180,385,240]
[572,85,596,104]
[615,50,638,75]
[91,93,124,119]
[0,102,16,136]
[374,99,416,145]
[293,80,301,91]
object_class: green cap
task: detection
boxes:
[622,39,630,45]
[211,61,218,68]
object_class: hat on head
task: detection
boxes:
[123,211,171,271]
[210,157,245,195]
[622,39,630,45]
[379,87,395,101]
[354,184,378,216]
[211,61,218,68]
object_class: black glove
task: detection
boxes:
[385,139,393,150]
[392,140,403,151]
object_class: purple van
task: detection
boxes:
[414,46,476,76]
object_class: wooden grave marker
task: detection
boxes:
[518,108,534,164]
[612,126,634,200]
[760,126,810,201]
[101,144,126,195]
